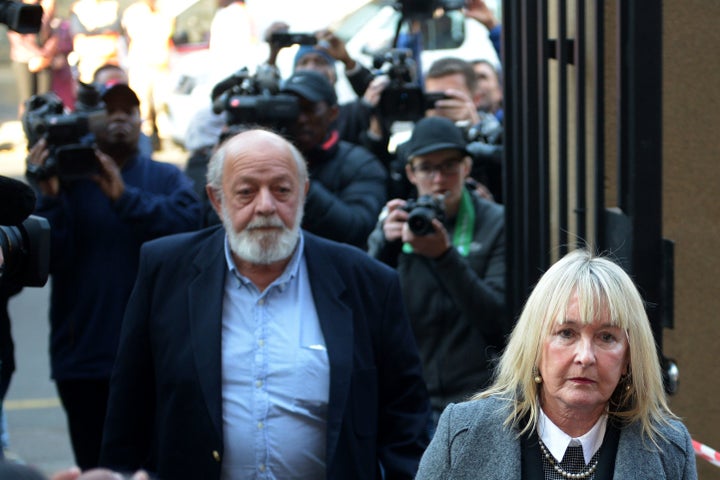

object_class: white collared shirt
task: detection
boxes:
[538,408,607,465]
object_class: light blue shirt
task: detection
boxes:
[219,233,329,480]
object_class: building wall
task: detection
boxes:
[662,1,720,478]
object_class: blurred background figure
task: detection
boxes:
[6,0,55,117]
[121,0,174,151]
[68,0,122,84]
[208,0,259,81]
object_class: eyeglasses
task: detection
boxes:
[411,159,463,177]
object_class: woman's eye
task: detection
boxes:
[557,328,575,338]
[599,332,617,343]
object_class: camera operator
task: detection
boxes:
[0,173,49,459]
[367,116,508,429]
[280,70,388,249]
[367,56,504,202]
[263,22,379,146]
[24,82,202,470]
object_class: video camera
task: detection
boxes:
[269,31,317,48]
[211,65,299,132]
[23,82,106,182]
[374,49,449,124]
[0,177,50,288]
[402,193,446,236]
[0,0,42,33]
[395,0,465,20]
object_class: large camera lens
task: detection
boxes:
[0,216,50,287]
[407,207,437,236]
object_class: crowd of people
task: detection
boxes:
[0,0,698,479]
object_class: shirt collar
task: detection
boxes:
[222,231,305,292]
[538,408,607,465]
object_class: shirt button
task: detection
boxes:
[259,464,266,472]
[212,450,221,462]
[258,339,265,347]
[255,380,263,388]
[257,421,264,429]
[258,298,265,306]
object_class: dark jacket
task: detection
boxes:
[33,154,202,380]
[303,132,387,249]
[416,396,698,480]
[368,192,508,411]
[100,228,431,480]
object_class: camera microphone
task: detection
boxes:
[0,175,36,225]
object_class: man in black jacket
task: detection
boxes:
[368,117,508,427]
[281,70,387,249]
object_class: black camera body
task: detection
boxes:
[0,0,42,33]
[398,0,465,19]
[23,83,105,182]
[403,194,446,236]
[374,49,449,124]
[212,65,299,132]
[0,215,50,287]
[270,32,317,48]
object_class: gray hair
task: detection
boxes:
[206,128,308,200]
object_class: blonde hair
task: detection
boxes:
[475,249,675,446]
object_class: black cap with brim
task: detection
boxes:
[99,82,140,106]
[407,116,469,160]
[281,70,337,106]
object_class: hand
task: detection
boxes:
[381,198,410,242]
[402,218,452,259]
[315,29,355,69]
[92,149,125,201]
[51,467,150,480]
[26,138,60,197]
[362,75,390,108]
[427,88,480,125]
[463,0,500,31]
[264,21,290,64]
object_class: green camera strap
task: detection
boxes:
[402,188,475,257]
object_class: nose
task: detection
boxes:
[255,187,276,215]
[575,336,596,366]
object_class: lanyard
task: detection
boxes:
[402,188,475,257]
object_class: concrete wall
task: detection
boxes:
[662,1,720,478]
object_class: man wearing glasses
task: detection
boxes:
[368,116,508,432]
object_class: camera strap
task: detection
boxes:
[402,188,475,257]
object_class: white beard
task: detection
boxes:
[222,202,303,265]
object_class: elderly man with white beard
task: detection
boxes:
[99,128,431,480]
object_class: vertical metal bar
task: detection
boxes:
[557,0,569,255]
[503,0,524,318]
[538,0,551,267]
[574,0,587,247]
[594,0,606,247]
[617,0,664,349]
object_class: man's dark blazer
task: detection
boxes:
[100,226,431,479]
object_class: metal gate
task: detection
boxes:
[502,1,677,391]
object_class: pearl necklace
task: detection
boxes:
[538,439,599,479]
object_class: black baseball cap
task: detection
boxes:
[281,70,337,106]
[98,82,140,106]
[407,116,468,160]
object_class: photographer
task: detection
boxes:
[25,82,202,470]
[280,70,388,249]
[365,55,504,202]
[367,116,509,428]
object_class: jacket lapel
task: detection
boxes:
[303,234,353,469]
[188,228,227,440]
